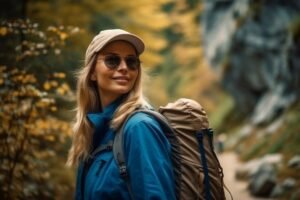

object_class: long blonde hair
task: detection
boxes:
[66,51,148,167]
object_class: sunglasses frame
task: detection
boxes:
[97,54,140,71]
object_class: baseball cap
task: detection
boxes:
[85,29,145,65]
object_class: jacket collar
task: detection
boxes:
[87,96,125,128]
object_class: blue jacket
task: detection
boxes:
[75,98,176,200]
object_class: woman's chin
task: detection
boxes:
[113,87,131,95]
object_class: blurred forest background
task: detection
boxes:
[0,0,299,199]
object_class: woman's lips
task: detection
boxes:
[112,76,130,84]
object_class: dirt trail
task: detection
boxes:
[219,152,274,200]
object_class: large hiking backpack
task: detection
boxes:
[113,98,228,200]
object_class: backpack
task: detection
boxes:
[113,98,230,200]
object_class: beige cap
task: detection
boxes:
[85,29,145,65]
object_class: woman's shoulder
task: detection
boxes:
[124,111,159,129]
[122,111,169,147]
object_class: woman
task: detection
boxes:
[67,29,176,200]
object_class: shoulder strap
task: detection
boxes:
[113,109,182,199]
[113,109,173,178]
[113,109,172,199]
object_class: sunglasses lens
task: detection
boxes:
[104,55,121,69]
[126,57,140,70]
[103,55,139,70]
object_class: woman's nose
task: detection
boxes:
[118,59,128,71]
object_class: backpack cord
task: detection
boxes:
[196,130,212,200]
[207,130,233,200]
[207,131,226,195]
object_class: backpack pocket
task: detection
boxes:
[180,158,225,200]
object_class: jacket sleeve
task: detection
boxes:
[123,113,176,200]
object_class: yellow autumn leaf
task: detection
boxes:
[37,119,49,129]
[0,27,8,36]
[50,80,58,87]
[59,32,68,40]
[30,108,38,118]
[50,106,57,112]
[24,123,32,129]
[61,83,70,91]
[36,101,45,108]
[61,123,70,131]
[43,81,51,90]
[47,26,57,32]
[53,72,66,78]
[22,74,37,83]
[45,135,55,142]
[56,87,65,95]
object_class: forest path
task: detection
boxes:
[219,152,274,200]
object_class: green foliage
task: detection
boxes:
[89,13,118,33]
[27,0,172,68]
[266,131,290,154]
[0,19,75,200]
[209,92,234,130]
[150,0,219,109]
[280,103,300,156]
[236,101,300,161]
[241,136,268,161]
[0,19,81,80]
[24,0,219,112]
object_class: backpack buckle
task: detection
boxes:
[119,164,128,179]
[106,145,112,151]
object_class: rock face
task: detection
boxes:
[288,155,300,168]
[201,0,300,125]
[270,178,297,198]
[235,153,282,181]
[248,163,277,197]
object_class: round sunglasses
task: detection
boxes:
[97,54,140,70]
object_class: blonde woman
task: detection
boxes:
[67,29,175,200]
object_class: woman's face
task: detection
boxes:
[90,40,139,106]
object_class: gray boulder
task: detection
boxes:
[248,163,277,197]
[288,155,300,168]
[282,178,296,190]
[270,183,284,198]
[270,178,297,198]
[235,153,282,181]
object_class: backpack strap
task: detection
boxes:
[113,109,181,199]
[89,141,113,160]
[196,129,213,200]
[113,109,174,179]
[112,109,143,200]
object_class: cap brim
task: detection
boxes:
[105,34,145,55]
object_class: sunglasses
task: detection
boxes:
[98,54,140,70]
